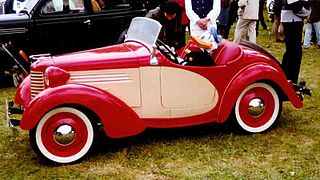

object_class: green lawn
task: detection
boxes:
[0,23,319,179]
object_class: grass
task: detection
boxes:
[1,21,320,179]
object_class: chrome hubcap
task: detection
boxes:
[248,98,265,117]
[54,125,75,145]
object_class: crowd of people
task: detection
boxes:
[146,0,319,85]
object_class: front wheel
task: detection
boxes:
[30,107,96,164]
[234,83,282,133]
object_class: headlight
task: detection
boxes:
[44,66,70,87]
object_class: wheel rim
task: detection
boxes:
[235,83,280,133]
[36,107,94,163]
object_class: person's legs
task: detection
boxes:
[259,0,267,29]
[234,19,250,43]
[272,15,280,41]
[312,21,320,46]
[248,20,257,43]
[303,23,312,48]
[282,22,303,84]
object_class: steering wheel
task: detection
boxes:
[155,39,186,65]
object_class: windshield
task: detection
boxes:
[24,0,39,13]
[125,17,162,48]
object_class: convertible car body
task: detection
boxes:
[6,17,306,164]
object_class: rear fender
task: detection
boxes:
[217,64,303,122]
[20,84,145,138]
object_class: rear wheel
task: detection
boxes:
[234,83,282,133]
[30,107,96,164]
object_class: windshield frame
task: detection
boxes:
[124,17,162,49]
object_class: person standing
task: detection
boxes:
[217,0,231,39]
[4,0,28,14]
[256,0,268,36]
[303,0,320,49]
[281,0,309,84]
[233,0,259,43]
[185,0,221,37]
[271,0,284,42]
[146,0,184,49]
[224,0,239,39]
[175,0,189,44]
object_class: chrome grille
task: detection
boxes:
[30,71,44,98]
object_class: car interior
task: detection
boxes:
[156,38,242,67]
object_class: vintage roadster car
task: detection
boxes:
[6,17,309,164]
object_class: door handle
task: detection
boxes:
[83,20,91,24]
[83,19,91,28]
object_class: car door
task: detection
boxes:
[28,0,91,55]
[160,66,219,118]
[86,0,147,48]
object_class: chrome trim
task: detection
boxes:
[54,125,75,145]
[0,28,27,35]
[248,98,265,117]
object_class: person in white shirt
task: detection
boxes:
[185,0,220,37]
[5,0,28,14]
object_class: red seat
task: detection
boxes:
[210,40,242,65]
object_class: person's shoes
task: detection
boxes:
[263,26,269,30]
[303,45,310,49]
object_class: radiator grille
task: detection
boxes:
[30,71,44,98]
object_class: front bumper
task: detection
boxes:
[6,99,23,128]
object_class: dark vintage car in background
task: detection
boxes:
[0,0,164,86]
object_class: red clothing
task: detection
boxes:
[175,0,189,25]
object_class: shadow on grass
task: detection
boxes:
[91,106,302,159]
[93,121,240,155]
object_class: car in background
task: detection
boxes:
[0,0,162,86]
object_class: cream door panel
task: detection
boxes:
[161,67,218,117]
[134,67,170,118]
[68,68,141,107]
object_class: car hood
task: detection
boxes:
[31,42,151,71]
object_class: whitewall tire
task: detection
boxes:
[234,83,282,133]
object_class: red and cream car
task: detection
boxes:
[6,17,308,164]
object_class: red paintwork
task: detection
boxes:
[20,84,145,138]
[15,39,303,138]
[15,76,31,107]
[32,42,151,72]
[42,112,88,157]
[45,66,70,87]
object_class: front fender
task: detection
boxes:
[14,75,31,107]
[217,64,303,122]
[20,84,145,138]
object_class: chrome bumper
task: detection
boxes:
[6,99,23,128]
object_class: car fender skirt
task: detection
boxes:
[217,64,303,122]
[20,84,145,138]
